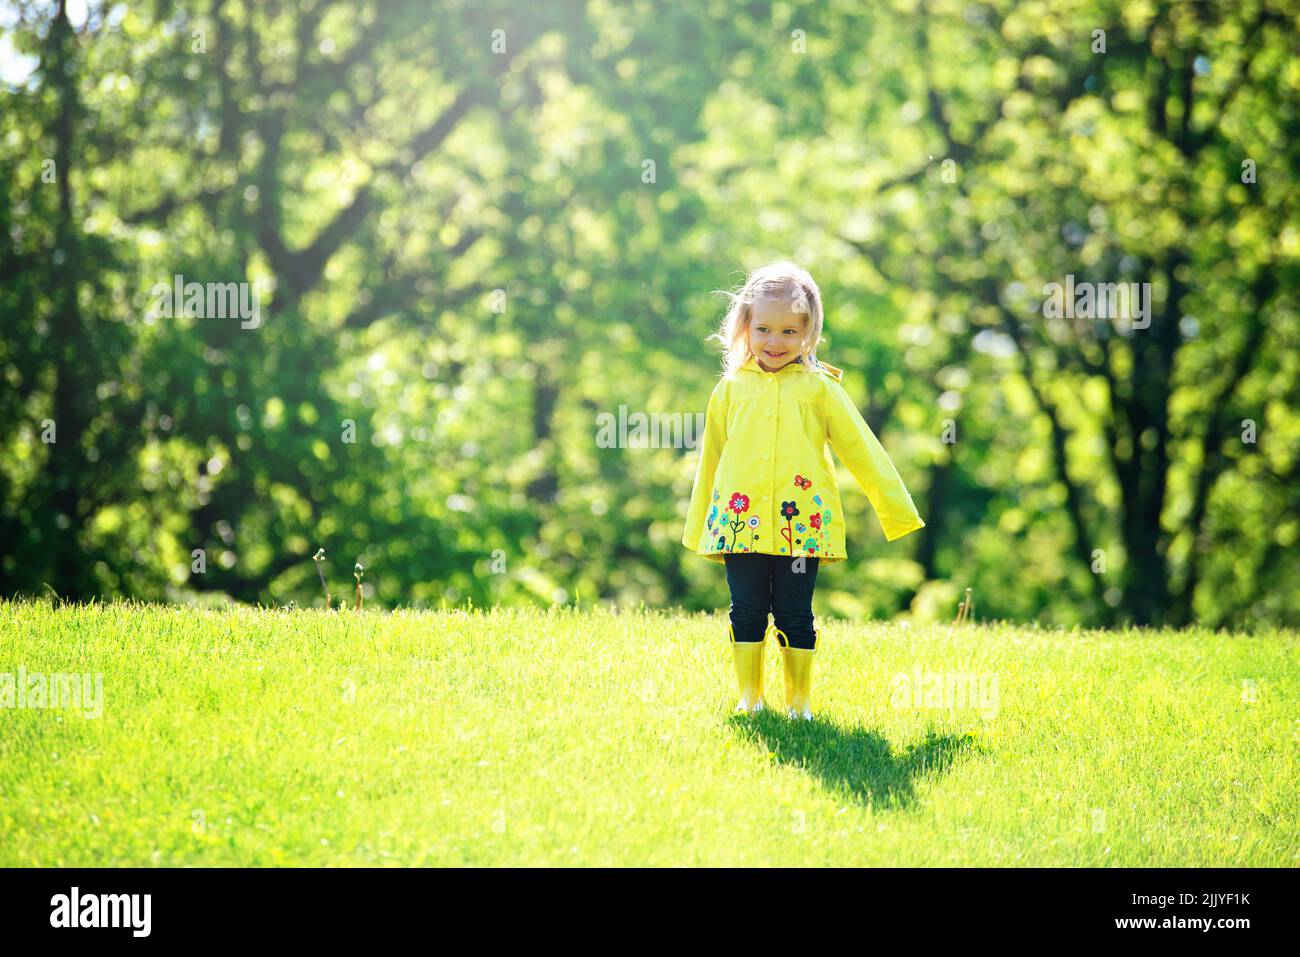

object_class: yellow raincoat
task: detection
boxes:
[681,354,925,564]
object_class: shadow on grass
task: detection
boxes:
[728,710,982,809]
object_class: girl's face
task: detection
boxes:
[747,295,807,372]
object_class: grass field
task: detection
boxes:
[1,599,1295,866]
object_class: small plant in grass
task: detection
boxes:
[949,587,974,636]
[956,587,974,625]
[311,549,369,611]
[313,548,331,609]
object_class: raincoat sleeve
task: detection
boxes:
[681,378,729,549]
[823,378,925,542]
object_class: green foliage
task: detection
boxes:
[0,1,1296,627]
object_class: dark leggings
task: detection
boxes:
[723,554,820,650]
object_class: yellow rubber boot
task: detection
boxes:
[771,626,815,720]
[729,624,767,714]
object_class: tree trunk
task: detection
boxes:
[45,1,91,599]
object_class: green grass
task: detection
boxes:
[0,599,1295,866]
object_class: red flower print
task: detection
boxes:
[721,492,751,551]
[810,513,822,530]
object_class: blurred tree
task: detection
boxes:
[1,0,1295,628]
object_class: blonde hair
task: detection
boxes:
[708,261,826,375]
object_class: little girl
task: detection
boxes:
[681,261,926,719]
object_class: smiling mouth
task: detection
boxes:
[764,350,786,358]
